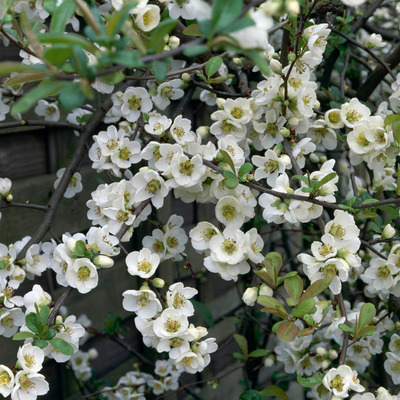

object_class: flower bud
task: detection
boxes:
[163,45,171,51]
[259,284,273,297]
[316,347,327,356]
[270,59,282,75]
[5,194,12,202]
[168,36,180,49]
[264,355,274,367]
[287,0,300,14]
[280,154,291,167]
[196,126,210,139]
[66,237,77,253]
[181,72,191,82]
[233,57,242,66]
[287,52,296,62]
[246,174,254,181]
[216,98,226,108]
[151,278,165,288]
[321,360,330,369]
[328,349,338,360]
[93,255,114,268]
[314,100,320,109]
[319,155,327,163]
[196,326,208,339]
[382,224,396,239]
[242,287,258,306]
[309,153,320,163]
[280,127,290,137]
[288,116,299,127]
[56,315,63,325]
[88,348,99,360]
[139,166,152,172]
[0,178,12,196]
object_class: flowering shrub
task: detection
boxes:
[0,0,400,399]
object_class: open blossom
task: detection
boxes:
[166,283,197,316]
[53,168,83,199]
[322,365,364,398]
[341,98,371,128]
[123,288,162,319]
[126,248,160,279]
[0,365,14,397]
[17,344,44,373]
[65,258,98,294]
[121,87,153,122]
[152,80,184,110]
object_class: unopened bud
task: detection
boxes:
[216,98,226,108]
[287,0,300,14]
[280,154,291,167]
[163,45,171,51]
[151,278,165,288]
[264,355,274,368]
[246,174,254,181]
[328,349,338,360]
[270,59,282,75]
[168,36,180,49]
[66,237,77,253]
[288,117,299,127]
[309,153,320,163]
[382,224,396,239]
[233,57,242,66]
[181,72,191,82]
[316,347,327,356]
[319,155,327,163]
[139,166,152,172]
[5,194,12,202]
[196,126,209,139]
[242,287,259,306]
[314,100,320,109]
[56,315,63,325]
[259,284,273,297]
[321,360,330,369]
[280,127,290,137]
[288,52,296,62]
[88,348,99,360]
[93,255,114,268]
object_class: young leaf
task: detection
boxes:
[33,339,49,349]
[234,334,248,359]
[314,172,337,191]
[13,332,36,341]
[297,373,324,388]
[260,385,288,400]
[205,56,223,79]
[338,323,354,333]
[358,303,376,331]
[211,0,242,36]
[264,252,282,288]
[292,175,309,185]
[183,44,209,57]
[59,82,86,111]
[25,313,42,336]
[39,306,50,324]
[239,390,266,400]
[152,60,168,82]
[219,17,255,34]
[238,163,253,177]
[258,296,288,319]
[298,278,331,302]
[284,275,303,303]
[49,338,74,355]
[0,62,45,76]
[218,149,236,173]
[50,0,77,32]
[254,269,274,286]
[276,321,298,342]
[225,177,239,189]
[106,2,138,35]
[182,23,203,37]
[223,170,237,179]
[248,349,269,358]
[292,298,315,318]
[75,240,86,255]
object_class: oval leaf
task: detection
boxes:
[276,321,298,343]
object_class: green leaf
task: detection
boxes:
[43,328,57,340]
[12,79,68,116]
[338,323,354,333]
[225,177,239,189]
[238,163,253,177]
[219,17,255,34]
[223,170,237,179]
[43,0,57,14]
[3,71,50,86]
[13,332,36,341]
[218,149,236,173]
[243,50,270,76]
[292,175,309,185]
[26,313,42,336]
[0,0,13,24]
[211,0,242,36]
[239,390,266,400]
[314,172,337,191]
[183,23,203,37]
[106,2,138,35]
[0,260,5,270]
[254,269,274,286]
[183,44,209,57]
[358,303,376,330]
[152,60,168,82]
[71,45,90,77]
[357,325,376,337]
[0,62,45,76]
[49,338,74,355]
[298,278,331,302]
[191,299,214,327]
[258,295,288,319]
[205,56,223,79]
[297,373,324,388]
[260,385,288,400]
[234,334,248,358]
[148,18,178,53]
[39,306,50,324]
[33,339,49,349]
[109,50,143,68]
[37,32,98,53]
[75,240,86,255]
[50,0,77,32]
[264,252,282,288]
[292,298,315,318]
[276,321,298,342]
[384,114,400,127]
[59,82,86,111]
[284,275,303,303]
[233,352,246,360]
[44,46,72,67]
[248,349,269,358]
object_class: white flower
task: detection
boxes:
[215,195,245,228]
[53,168,83,199]
[121,87,153,122]
[252,149,286,186]
[65,259,98,294]
[341,98,371,128]
[242,287,258,306]
[34,100,60,121]
[153,308,189,339]
[23,284,52,314]
[304,23,330,58]
[166,283,198,316]
[341,0,367,6]
[382,224,396,239]
[170,115,196,145]
[131,170,169,208]
[203,255,250,282]
[0,307,24,337]
[362,258,399,292]
[384,352,400,384]
[169,154,206,188]
[0,365,14,397]
[209,226,246,265]
[223,98,253,125]
[17,344,44,373]
[12,371,49,400]
[134,5,160,32]
[122,288,162,319]
[367,33,386,49]
[144,115,172,136]
[152,80,184,110]
[325,108,345,129]
[322,365,364,398]
[189,222,219,252]
[307,119,337,150]
[126,248,160,278]
[244,228,264,263]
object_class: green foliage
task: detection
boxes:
[297,372,324,388]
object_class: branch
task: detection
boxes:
[0,119,84,132]
[192,79,243,98]
[361,239,388,260]
[337,293,349,365]
[46,287,73,325]
[0,201,48,211]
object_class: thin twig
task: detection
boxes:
[337,293,349,365]
[0,120,84,132]
[0,201,48,211]
[361,239,388,260]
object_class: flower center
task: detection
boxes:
[221,239,237,255]
[346,109,362,124]
[166,236,178,248]
[77,266,91,281]
[173,293,185,309]
[179,161,194,176]
[119,147,131,160]
[128,95,141,110]
[138,259,152,273]
[222,205,237,221]
[331,374,344,392]
[0,371,10,386]
[231,107,243,119]
[137,292,150,307]
[165,318,181,333]
[146,179,161,194]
